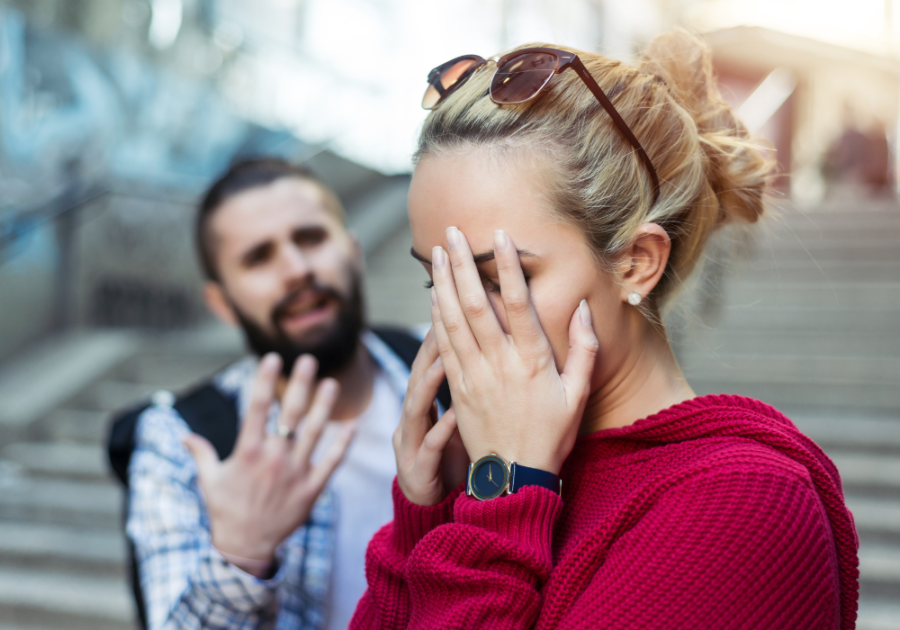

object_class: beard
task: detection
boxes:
[231,271,366,379]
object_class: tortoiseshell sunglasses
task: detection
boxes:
[422,47,660,204]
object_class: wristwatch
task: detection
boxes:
[466,454,562,501]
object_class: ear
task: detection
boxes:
[203,281,238,325]
[617,223,671,303]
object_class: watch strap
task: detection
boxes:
[509,462,561,495]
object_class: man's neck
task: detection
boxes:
[274,342,377,421]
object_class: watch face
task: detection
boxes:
[471,455,509,500]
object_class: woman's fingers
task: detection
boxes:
[430,287,463,382]
[493,229,550,355]
[291,378,341,467]
[560,299,600,411]
[398,356,447,456]
[444,227,504,354]
[431,244,480,367]
[416,410,459,478]
[406,328,439,391]
[277,355,318,438]
[237,353,282,451]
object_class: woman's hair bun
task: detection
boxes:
[639,28,774,225]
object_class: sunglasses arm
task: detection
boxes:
[570,58,661,204]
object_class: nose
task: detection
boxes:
[281,242,313,285]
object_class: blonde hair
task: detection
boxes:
[415,28,774,307]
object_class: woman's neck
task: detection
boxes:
[579,319,695,435]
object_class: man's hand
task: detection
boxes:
[184,353,356,577]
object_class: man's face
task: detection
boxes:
[208,177,364,376]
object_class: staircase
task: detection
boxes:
[0,199,896,628]
[676,198,900,629]
[0,327,242,630]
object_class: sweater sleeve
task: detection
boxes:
[350,478,461,630]
[402,486,564,628]
[560,464,842,629]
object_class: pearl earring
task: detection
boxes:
[627,292,642,306]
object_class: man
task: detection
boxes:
[125,159,420,630]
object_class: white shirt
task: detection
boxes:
[317,369,401,630]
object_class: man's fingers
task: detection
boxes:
[494,230,549,354]
[398,356,446,456]
[291,378,341,466]
[237,353,281,450]
[278,355,318,437]
[307,420,357,491]
[183,433,220,481]
[560,299,600,410]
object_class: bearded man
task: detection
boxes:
[116,159,437,630]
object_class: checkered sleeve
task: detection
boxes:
[126,405,286,630]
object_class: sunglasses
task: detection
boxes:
[422,47,660,204]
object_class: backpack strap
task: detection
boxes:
[371,325,451,411]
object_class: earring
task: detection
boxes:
[627,292,642,306]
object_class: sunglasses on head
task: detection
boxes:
[422,47,660,205]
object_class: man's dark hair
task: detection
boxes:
[196,158,345,282]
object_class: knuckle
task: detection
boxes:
[443,316,465,336]
[461,295,487,318]
[504,293,530,315]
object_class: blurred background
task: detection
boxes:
[0,0,897,628]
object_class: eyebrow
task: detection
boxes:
[410,247,537,266]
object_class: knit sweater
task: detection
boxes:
[350,394,859,629]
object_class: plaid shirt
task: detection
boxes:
[127,331,414,630]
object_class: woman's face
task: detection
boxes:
[408,147,631,388]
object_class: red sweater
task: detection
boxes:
[351,395,859,629]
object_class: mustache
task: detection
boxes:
[270,283,345,326]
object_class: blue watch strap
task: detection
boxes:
[508,462,561,495]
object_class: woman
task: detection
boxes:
[352,29,858,629]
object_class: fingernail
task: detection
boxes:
[263,353,280,371]
[494,229,508,251]
[298,355,317,376]
[430,287,438,306]
[432,246,446,269]
[579,299,592,327]
[446,227,461,251]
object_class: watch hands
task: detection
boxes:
[488,465,499,487]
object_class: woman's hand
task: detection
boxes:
[393,331,469,506]
[430,227,599,476]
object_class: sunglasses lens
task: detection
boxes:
[490,52,557,104]
[422,58,482,110]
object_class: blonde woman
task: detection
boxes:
[352,29,858,629]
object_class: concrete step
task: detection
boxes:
[687,380,900,414]
[675,330,900,358]
[715,282,900,310]
[858,598,900,630]
[1,443,108,481]
[792,415,900,453]
[681,354,900,387]
[116,354,239,392]
[829,452,900,499]
[694,305,900,334]
[745,243,900,262]
[735,260,900,283]
[0,522,125,578]
[34,409,110,445]
[0,567,133,630]
[76,381,166,414]
[860,544,900,601]
[847,497,900,543]
[0,475,122,529]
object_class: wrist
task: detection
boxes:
[211,532,276,574]
[213,545,277,579]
